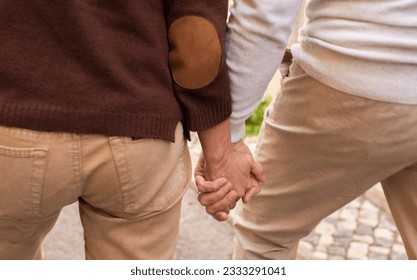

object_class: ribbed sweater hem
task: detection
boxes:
[0,102,181,142]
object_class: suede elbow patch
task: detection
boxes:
[168,16,222,89]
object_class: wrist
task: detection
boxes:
[197,118,232,167]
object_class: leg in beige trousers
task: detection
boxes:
[0,123,191,259]
[233,62,417,259]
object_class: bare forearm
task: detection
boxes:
[197,119,232,169]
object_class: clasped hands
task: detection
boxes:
[194,140,265,221]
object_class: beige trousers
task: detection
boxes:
[0,123,191,260]
[233,62,417,260]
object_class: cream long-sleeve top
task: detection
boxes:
[228,0,417,142]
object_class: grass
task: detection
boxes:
[244,95,272,137]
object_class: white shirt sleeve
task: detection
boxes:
[227,0,303,142]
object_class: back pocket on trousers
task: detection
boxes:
[109,134,189,214]
[0,145,48,219]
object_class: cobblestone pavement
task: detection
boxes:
[298,193,407,260]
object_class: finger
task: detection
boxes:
[205,190,239,215]
[242,186,259,204]
[197,177,228,193]
[194,175,206,188]
[212,211,229,222]
[250,159,265,183]
[198,182,233,206]
[242,177,261,204]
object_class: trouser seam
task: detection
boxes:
[71,138,83,198]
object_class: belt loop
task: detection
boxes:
[279,49,293,78]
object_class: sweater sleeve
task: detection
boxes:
[227,0,303,142]
[166,0,231,133]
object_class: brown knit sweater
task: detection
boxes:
[0,0,231,142]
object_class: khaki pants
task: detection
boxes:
[0,123,191,260]
[233,62,417,259]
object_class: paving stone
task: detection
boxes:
[390,252,407,260]
[378,219,397,231]
[337,220,357,231]
[369,252,388,260]
[361,200,379,212]
[369,245,390,255]
[339,208,359,221]
[315,222,336,235]
[328,246,346,257]
[358,217,379,227]
[374,228,394,240]
[313,251,328,260]
[347,242,368,260]
[359,209,379,220]
[392,243,406,254]
[318,234,334,246]
[375,237,393,248]
[355,224,374,235]
[352,234,374,244]
[333,237,351,248]
[316,244,329,253]
[335,228,354,238]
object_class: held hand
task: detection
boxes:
[195,175,236,221]
[204,140,265,202]
[193,140,265,221]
